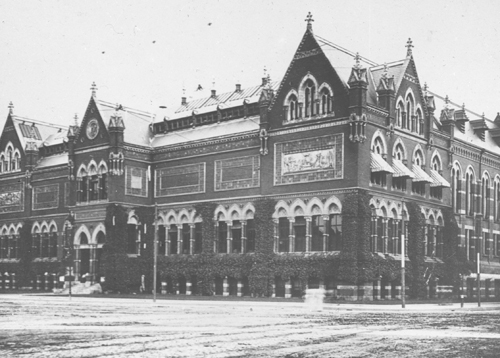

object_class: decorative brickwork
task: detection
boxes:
[215,155,260,191]
[274,134,343,185]
[155,163,205,197]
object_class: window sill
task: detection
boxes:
[0,258,20,263]
[32,257,58,263]
[76,199,109,206]
[282,113,335,125]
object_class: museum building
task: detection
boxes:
[1,16,500,300]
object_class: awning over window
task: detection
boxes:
[371,152,395,173]
[430,169,451,188]
[412,165,433,183]
[391,159,416,178]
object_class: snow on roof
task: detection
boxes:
[151,115,259,148]
[37,152,68,168]
[11,115,67,150]
[95,99,154,147]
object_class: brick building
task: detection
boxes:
[1,17,499,300]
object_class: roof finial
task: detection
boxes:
[305,12,314,31]
[382,63,388,78]
[263,66,267,78]
[444,95,450,108]
[462,103,465,110]
[8,101,14,115]
[353,52,362,70]
[91,82,98,97]
[73,114,78,126]
[423,82,428,97]
[406,38,414,56]
[482,112,485,120]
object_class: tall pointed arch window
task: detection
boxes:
[392,143,412,192]
[396,101,405,128]
[494,177,500,222]
[370,136,393,187]
[411,149,430,196]
[406,94,415,131]
[482,172,491,219]
[451,164,462,213]
[6,147,12,172]
[320,87,333,115]
[416,108,423,135]
[465,169,475,217]
[285,94,298,121]
[303,79,316,118]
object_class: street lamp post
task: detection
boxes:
[153,203,158,302]
[401,212,405,309]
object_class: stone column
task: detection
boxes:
[374,279,381,300]
[223,277,229,296]
[305,216,312,252]
[273,219,279,252]
[189,224,195,255]
[384,282,392,300]
[89,244,97,284]
[382,218,388,254]
[288,218,295,253]
[177,225,182,254]
[322,215,329,252]
[237,279,243,297]
[186,278,192,295]
[166,228,171,256]
[226,221,233,254]
[74,245,81,280]
[285,279,292,298]
[241,220,247,254]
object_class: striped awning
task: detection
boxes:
[412,165,433,183]
[371,152,395,173]
[430,169,451,188]
[391,159,416,178]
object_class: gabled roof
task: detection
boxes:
[9,115,67,151]
[94,99,154,147]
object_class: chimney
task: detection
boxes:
[211,89,216,98]
[235,84,241,92]
[181,97,187,105]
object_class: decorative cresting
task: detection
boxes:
[109,152,124,175]
[349,113,367,142]
[259,128,269,155]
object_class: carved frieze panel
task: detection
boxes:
[274,134,343,185]
[0,183,24,213]
[125,166,148,197]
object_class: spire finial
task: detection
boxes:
[382,63,388,78]
[305,12,314,30]
[462,103,465,110]
[8,101,14,115]
[73,113,78,126]
[423,82,428,97]
[91,82,98,97]
[406,38,414,56]
[444,95,450,108]
[353,52,362,70]
[482,112,485,120]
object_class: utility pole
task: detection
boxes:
[153,203,158,302]
[477,250,481,307]
[401,213,405,309]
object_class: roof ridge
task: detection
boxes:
[12,115,67,130]
[96,99,154,118]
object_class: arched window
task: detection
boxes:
[49,225,58,258]
[0,153,4,173]
[372,136,384,155]
[6,147,12,172]
[286,94,298,121]
[371,135,389,187]
[495,177,500,222]
[320,87,333,115]
[482,172,491,218]
[451,164,462,213]
[396,101,405,128]
[392,143,410,192]
[0,227,7,259]
[416,108,423,135]
[406,94,414,131]
[303,79,316,117]
[465,168,475,217]
[412,149,427,195]
[127,215,140,255]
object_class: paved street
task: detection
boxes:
[1,294,500,357]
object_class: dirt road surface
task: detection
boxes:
[1,294,500,357]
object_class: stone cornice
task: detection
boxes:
[270,118,348,136]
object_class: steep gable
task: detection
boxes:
[74,96,111,150]
[268,26,350,125]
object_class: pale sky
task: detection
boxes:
[1,0,500,130]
